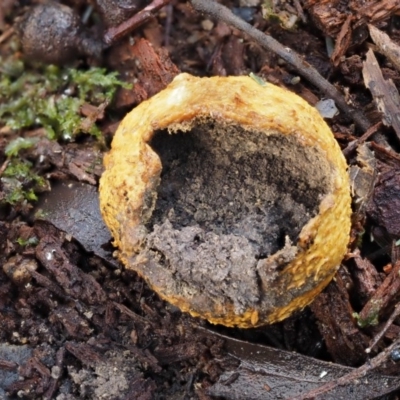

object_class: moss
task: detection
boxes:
[0,58,129,140]
[2,131,48,207]
[0,56,130,207]
[354,227,365,249]
[1,159,48,205]
[5,137,38,157]
[16,236,39,247]
[33,209,49,219]
[261,0,299,30]
[353,299,382,328]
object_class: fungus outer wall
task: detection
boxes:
[99,73,352,327]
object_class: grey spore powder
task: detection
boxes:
[143,121,330,314]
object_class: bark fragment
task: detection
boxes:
[362,49,400,140]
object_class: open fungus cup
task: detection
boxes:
[100,73,351,328]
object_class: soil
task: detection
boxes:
[1,0,400,399]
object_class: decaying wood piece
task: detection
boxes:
[368,24,400,73]
[108,38,179,109]
[34,222,107,305]
[330,14,353,67]
[304,0,400,38]
[370,141,400,169]
[352,250,382,304]
[310,272,370,366]
[367,167,400,243]
[303,0,345,37]
[362,49,400,141]
[356,0,400,27]
[348,143,377,213]
[358,261,400,328]
[304,0,400,68]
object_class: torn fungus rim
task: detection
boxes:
[99,73,351,328]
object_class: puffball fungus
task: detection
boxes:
[99,73,351,328]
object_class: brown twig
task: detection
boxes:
[366,303,400,354]
[163,2,174,47]
[342,121,382,157]
[190,0,371,132]
[290,336,400,400]
[0,359,18,370]
[293,0,307,23]
[104,0,171,44]
[330,14,352,67]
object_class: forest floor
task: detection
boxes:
[1,0,400,399]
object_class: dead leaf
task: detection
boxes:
[203,327,400,400]
[33,181,116,267]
